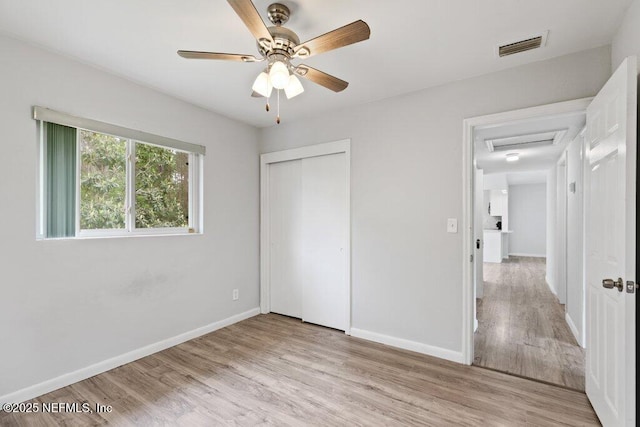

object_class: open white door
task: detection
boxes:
[473,168,484,331]
[585,56,637,426]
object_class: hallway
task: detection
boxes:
[474,256,585,390]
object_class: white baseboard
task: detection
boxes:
[350,328,464,364]
[0,307,261,405]
[565,313,584,348]
[509,253,546,258]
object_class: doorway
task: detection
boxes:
[463,99,591,390]
[463,57,638,426]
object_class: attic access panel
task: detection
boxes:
[485,129,567,152]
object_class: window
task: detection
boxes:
[79,130,127,231]
[36,108,204,239]
[134,142,190,229]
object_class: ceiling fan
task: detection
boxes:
[178,0,371,123]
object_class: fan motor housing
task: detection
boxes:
[257,26,300,58]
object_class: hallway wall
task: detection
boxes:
[508,184,547,257]
[565,133,586,346]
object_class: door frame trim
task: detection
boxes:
[461,98,593,364]
[556,152,568,306]
[260,139,352,334]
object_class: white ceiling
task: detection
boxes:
[0,0,631,127]
[474,111,586,174]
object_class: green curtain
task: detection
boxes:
[46,122,76,238]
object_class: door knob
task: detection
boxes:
[602,278,624,292]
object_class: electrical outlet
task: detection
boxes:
[232,289,239,301]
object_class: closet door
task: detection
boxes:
[268,159,303,318]
[301,153,348,331]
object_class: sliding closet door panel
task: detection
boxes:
[269,159,303,318]
[301,153,348,331]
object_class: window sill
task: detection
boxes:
[36,231,203,241]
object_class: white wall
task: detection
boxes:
[566,132,585,346]
[0,35,260,399]
[260,46,611,357]
[546,166,558,294]
[508,184,547,257]
[483,173,508,190]
[612,0,640,70]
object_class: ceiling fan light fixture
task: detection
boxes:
[179,2,371,124]
[252,71,273,98]
[269,60,290,90]
[284,74,304,99]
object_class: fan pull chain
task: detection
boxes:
[276,89,281,124]
[265,98,270,112]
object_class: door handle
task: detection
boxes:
[602,278,624,292]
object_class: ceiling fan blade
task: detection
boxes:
[227,0,274,44]
[177,50,259,62]
[294,20,370,58]
[295,65,348,92]
[251,90,264,98]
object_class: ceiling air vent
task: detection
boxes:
[498,32,547,57]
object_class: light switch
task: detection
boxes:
[447,218,458,233]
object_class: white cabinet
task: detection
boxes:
[501,232,509,259]
[489,190,506,216]
[483,231,503,263]
[483,230,512,263]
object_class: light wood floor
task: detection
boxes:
[474,256,585,391]
[2,314,598,426]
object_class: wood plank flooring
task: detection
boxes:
[2,314,598,426]
[474,256,585,391]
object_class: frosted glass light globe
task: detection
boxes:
[269,61,290,90]
[284,75,304,99]
[252,72,272,98]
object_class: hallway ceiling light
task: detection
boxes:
[505,153,520,162]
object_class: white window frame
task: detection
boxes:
[75,131,201,238]
[35,107,204,239]
[36,121,46,239]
